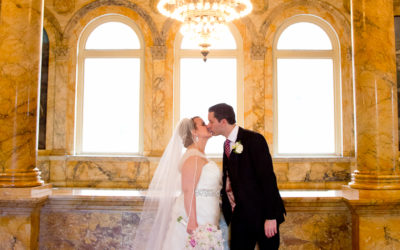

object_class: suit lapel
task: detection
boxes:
[226,127,244,167]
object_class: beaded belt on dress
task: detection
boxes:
[195,189,220,197]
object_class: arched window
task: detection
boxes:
[174,24,244,155]
[273,15,342,156]
[76,15,144,155]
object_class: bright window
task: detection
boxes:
[274,15,341,156]
[175,24,243,155]
[76,15,144,154]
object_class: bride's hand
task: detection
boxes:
[187,221,198,234]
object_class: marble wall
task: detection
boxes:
[36,189,354,250]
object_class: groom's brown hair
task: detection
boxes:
[209,103,236,125]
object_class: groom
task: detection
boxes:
[207,103,286,250]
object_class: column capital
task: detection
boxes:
[151,45,166,60]
[251,44,266,60]
[54,45,70,60]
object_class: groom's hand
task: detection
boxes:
[264,219,277,238]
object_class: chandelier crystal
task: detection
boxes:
[158,0,252,61]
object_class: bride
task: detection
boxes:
[133,117,222,250]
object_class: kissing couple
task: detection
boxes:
[134,103,286,250]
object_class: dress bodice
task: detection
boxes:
[195,161,222,196]
[179,148,222,196]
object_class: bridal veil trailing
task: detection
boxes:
[133,118,195,250]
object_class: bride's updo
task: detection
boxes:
[178,117,198,148]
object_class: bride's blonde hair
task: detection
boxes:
[178,117,199,147]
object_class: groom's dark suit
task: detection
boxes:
[221,127,286,250]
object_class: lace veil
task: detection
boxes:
[133,118,196,250]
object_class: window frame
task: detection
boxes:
[173,23,245,128]
[273,15,342,157]
[75,14,145,155]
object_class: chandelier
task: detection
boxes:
[158,0,252,61]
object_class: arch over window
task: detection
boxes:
[277,22,332,50]
[85,21,140,49]
[174,24,244,155]
[76,15,144,155]
[273,15,342,156]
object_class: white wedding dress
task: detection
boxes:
[163,149,222,250]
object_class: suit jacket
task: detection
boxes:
[221,127,286,227]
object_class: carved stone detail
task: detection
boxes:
[251,44,266,60]
[54,45,69,60]
[253,0,269,14]
[151,46,166,60]
[53,0,75,14]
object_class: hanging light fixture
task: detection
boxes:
[158,0,252,61]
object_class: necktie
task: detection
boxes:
[224,139,236,211]
[224,139,231,158]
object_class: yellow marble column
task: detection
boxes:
[349,0,400,189]
[0,0,44,187]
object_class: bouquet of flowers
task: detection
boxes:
[177,216,224,250]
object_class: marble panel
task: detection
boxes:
[272,159,352,189]
[281,212,351,249]
[63,157,150,188]
[0,215,31,250]
[282,197,352,249]
[39,193,142,250]
[50,158,67,185]
[121,212,140,250]
[358,215,400,249]
[0,196,47,250]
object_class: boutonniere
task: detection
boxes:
[232,141,243,154]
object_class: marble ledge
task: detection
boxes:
[38,188,350,213]
[44,188,145,211]
[273,156,354,163]
[0,184,52,198]
[48,188,343,199]
[3,187,400,213]
[38,154,152,162]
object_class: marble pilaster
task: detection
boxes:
[52,44,70,154]
[349,0,400,189]
[0,0,44,187]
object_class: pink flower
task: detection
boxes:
[190,238,196,247]
[207,227,213,232]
